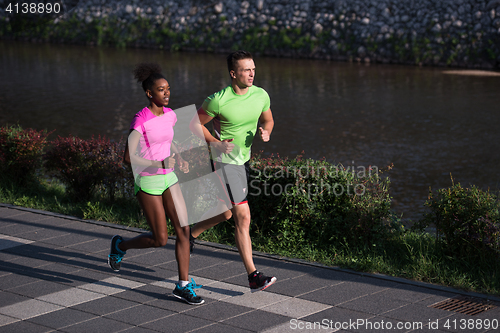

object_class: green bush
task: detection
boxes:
[247,154,396,252]
[416,180,500,258]
[44,135,131,201]
[0,124,51,185]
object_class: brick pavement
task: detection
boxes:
[1,204,499,333]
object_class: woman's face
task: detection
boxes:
[147,78,170,106]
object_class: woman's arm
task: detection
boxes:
[125,129,171,169]
[123,129,134,165]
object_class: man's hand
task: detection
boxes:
[214,138,235,154]
[259,127,270,142]
[177,157,189,173]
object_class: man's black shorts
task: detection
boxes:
[211,161,250,205]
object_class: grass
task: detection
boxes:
[1,176,499,297]
[0,177,149,230]
[249,231,500,296]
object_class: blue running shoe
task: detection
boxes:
[172,278,205,305]
[108,235,126,271]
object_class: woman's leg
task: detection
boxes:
[119,191,169,250]
[163,183,190,281]
[165,184,204,305]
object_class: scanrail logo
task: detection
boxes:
[249,161,378,198]
[289,318,424,330]
[289,318,499,331]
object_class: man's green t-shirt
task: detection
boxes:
[202,85,271,165]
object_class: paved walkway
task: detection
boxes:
[0,204,499,333]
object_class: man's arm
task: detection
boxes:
[258,108,274,142]
[189,106,234,153]
[189,107,216,143]
[170,142,189,173]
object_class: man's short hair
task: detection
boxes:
[227,50,253,73]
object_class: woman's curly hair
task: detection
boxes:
[133,62,166,92]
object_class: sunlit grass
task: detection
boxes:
[0,177,152,231]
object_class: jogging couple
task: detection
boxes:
[107,50,276,305]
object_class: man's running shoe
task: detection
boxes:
[172,278,205,305]
[189,230,196,255]
[248,271,277,293]
[108,235,126,272]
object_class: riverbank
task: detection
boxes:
[1,0,499,69]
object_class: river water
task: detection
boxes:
[1,40,499,224]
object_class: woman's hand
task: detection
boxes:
[163,153,177,169]
[162,153,189,173]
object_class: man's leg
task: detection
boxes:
[231,203,256,274]
[190,201,232,238]
[232,202,277,292]
[191,160,233,239]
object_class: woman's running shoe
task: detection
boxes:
[108,235,126,271]
[172,278,205,305]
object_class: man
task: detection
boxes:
[189,50,276,292]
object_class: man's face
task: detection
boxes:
[231,58,255,88]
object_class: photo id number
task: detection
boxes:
[6,2,61,14]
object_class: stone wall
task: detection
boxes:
[1,0,499,68]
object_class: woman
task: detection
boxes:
[108,62,203,305]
